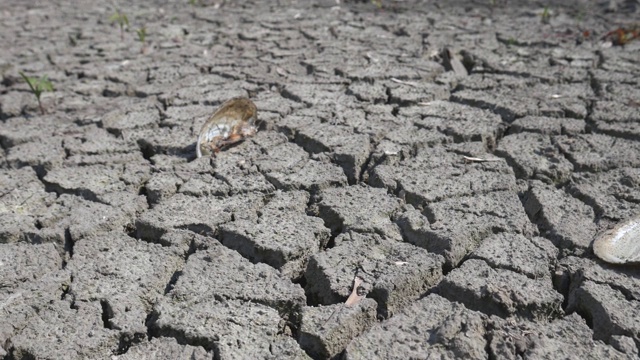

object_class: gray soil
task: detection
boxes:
[1,0,639,359]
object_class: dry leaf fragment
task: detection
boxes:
[320,276,366,329]
[345,276,365,306]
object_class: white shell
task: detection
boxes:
[195,97,258,158]
[593,215,640,264]
[196,124,232,158]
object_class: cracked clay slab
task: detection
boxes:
[305,232,444,317]
[220,190,330,277]
[344,294,488,360]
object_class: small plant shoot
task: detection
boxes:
[541,6,551,24]
[137,27,147,43]
[136,27,148,53]
[19,72,54,115]
[109,10,129,41]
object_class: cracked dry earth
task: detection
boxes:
[1,0,640,359]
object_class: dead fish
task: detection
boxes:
[196,97,258,158]
[593,215,640,264]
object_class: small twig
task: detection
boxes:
[19,193,35,206]
[321,306,341,330]
[390,77,418,87]
[463,155,503,163]
[0,188,16,199]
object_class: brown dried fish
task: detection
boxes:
[196,97,258,158]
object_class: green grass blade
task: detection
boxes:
[19,72,37,94]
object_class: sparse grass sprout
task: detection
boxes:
[19,72,54,115]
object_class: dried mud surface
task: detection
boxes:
[1,0,640,359]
